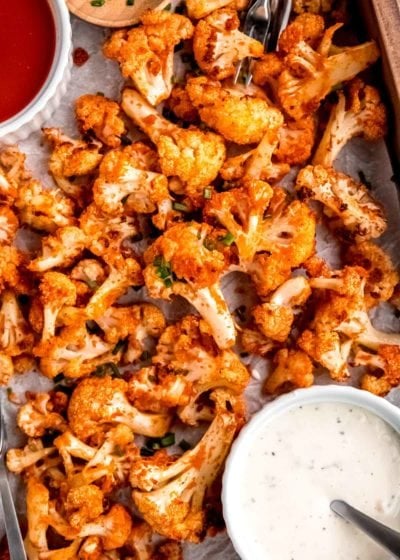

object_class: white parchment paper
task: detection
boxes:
[2,14,400,560]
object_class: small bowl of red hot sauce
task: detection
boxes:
[0,0,72,143]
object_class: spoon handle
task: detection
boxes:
[331,500,400,558]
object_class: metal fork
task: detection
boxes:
[234,0,292,86]
[0,395,27,560]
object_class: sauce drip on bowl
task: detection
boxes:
[0,0,56,123]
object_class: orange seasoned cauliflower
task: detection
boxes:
[75,93,127,147]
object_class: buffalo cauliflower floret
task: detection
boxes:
[166,84,199,123]
[80,203,140,257]
[131,390,239,542]
[34,322,117,379]
[296,165,387,241]
[153,315,249,423]
[278,13,324,54]
[264,348,314,394]
[277,21,380,120]
[65,485,104,529]
[219,112,290,182]
[75,94,127,147]
[6,439,57,475]
[144,222,235,348]
[240,327,277,356]
[0,205,18,245]
[253,276,311,342]
[252,52,283,101]
[28,226,86,272]
[43,127,103,201]
[313,79,387,167]
[78,504,132,550]
[0,352,13,385]
[85,253,143,320]
[193,8,264,80]
[38,272,77,341]
[15,179,76,233]
[95,303,166,363]
[93,144,172,230]
[17,392,67,438]
[0,290,34,357]
[68,376,171,440]
[345,241,399,308]
[103,11,194,106]
[293,0,334,14]
[186,76,276,145]
[121,88,226,205]
[0,246,31,295]
[355,346,400,396]
[275,115,316,165]
[0,146,30,203]
[70,258,107,295]
[127,366,191,413]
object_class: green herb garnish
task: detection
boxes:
[90,0,105,6]
[154,255,175,287]
[220,232,235,246]
[160,432,175,447]
[203,237,216,251]
[92,362,121,378]
[172,201,189,212]
[203,187,212,200]
[163,3,172,10]
[126,0,135,4]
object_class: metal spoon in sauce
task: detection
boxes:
[330,500,400,558]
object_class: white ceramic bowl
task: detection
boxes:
[0,0,72,144]
[222,385,400,560]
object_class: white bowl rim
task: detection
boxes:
[0,0,71,138]
[222,385,400,560]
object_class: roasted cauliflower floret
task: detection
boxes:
[68,376,171,440]
[345,241,399,308]
[6,439,57,475]
[38,272,77,341]
[0,246,31,295]
[252,52,283,100]
[0,146,30,203]
[296,165,386,240]
[85,253,143,320]
[122,88,226,205]
[186,76,275,145]
[253,276,311,342]
[144,222,235,348]
[93,144,172,230]
[293,0,334,14]
[15,179,76,233]
[103,11,194,106]
[43,127,103,201]
[0,205,18,245]
[75,94,127,147]
[355,346,400,396]
[275,115,316,165]
[28,226,86,272]
[34,322,117,379]
[131,390,239,542]
[166,84,199,123]
[219,112,290,182]
[264,348,314,394]
[277,20,380,120]
[65,485,104,529]
[16,392,67,438]
[0,290,34,357]
[0,352,14,385]
[313,79,387,167]
[193,8,264,80]
[278,12,324,54]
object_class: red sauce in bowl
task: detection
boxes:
[0,0,56,123]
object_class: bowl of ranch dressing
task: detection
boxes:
[222,385,400,560]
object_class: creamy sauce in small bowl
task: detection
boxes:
[223,386,400,560]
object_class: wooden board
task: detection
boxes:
[361,0,400,164]
[66,0,171,27]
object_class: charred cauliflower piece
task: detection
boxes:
[313,79,387,167]
[68,376,171,440]
[144,222,235,349]
[103,11,194,106]
[277,17,380,120]
[296,165,387,241]
[131,390,239,542]
[264,348,314,394]
[28,226,86,272]
[193,8,264,80]
[75,94,127,147]
[43,127,103,203]
[186,76,276,145]
[345,241,399,308]
[122,88,226,205]
[166,84,199,123]
[93,143,172,230]
[355,346,400,396]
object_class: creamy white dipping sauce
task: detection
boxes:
[239,402,400,560]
